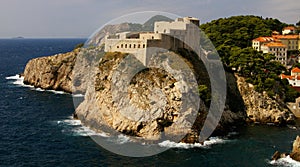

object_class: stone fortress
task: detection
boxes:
[104,17,200,65]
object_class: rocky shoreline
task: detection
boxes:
[272,136,300,162]
[22,48,296,144]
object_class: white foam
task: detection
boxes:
[57,119,82,126]
[5,74,22,80]
[48,89,66,95]
[288,125,298,130]
[269,155,300,167]
[6,74,70,95]
[6,74,33,88]
[72,94,85,97]
[158,137,227,149]
[57,118,109,137]
[116,134,131,144]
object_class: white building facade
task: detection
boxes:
[261,42,287,66]
[104,17,200,65]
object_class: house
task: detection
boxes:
[281,67,300,88]
[261,42,287,66]
[104,17,200,65]
[282,26,297,35]
[252,37,275,52]
[272,34,300,51]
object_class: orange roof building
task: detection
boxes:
[252,37,275,51]
[261,42,287,66]
[272,34,300,51]
[281,67,300,88]
[282,26,297,35]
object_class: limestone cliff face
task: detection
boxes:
[23,49,79,93]
[22,47,296,143]
[291,136,300,161]
[235,74,295,125]
[75,52,204,141]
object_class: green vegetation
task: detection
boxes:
[200,15,299,102]
[74,43,84,50]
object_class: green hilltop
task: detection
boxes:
[200,15,299,102]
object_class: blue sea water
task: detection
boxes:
[1,39,300,167]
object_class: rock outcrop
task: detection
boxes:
[272,136,300,162]
[22,47,296,143]
[23,49,79,93]
[291,136,300,161]
[235,74,295,125]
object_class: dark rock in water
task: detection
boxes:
[273,136,300,162]
[291,136,300,161]
[272,151,287,161]
[73,113,78,120]
[272,151,281,161]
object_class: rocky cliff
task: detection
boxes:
[22,47,296,143]
[272,135,300,162]
[235,75,295,125]
[23,49,79,93]
[291,136,300,161]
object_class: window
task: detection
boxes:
[125,44,127,48]
[143,44,145,48]
[133,44,136,48]
[121,44,123,48]
[138,44,140,48]
[117,46,119,48]
[129,44,131,48]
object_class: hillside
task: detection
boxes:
[201,15,299,102]
[200,15,287,49]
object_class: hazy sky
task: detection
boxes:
[0,0,299,38]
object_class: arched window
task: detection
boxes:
[129,44,131,48]
[121,44,123,48]
[133,44,136,48]
[143,44,145,48]
[125,44,127,48]
[138,44,140,48]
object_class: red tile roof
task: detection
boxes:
[292,67,300,73]
[264,42,287,48]
[252,37,275,42]
[281,74,294,80]
[283,26,296,30]
[273,34,299,40]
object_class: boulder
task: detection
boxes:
[291,136,300,161]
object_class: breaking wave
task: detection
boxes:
[158,137,227,149]
[269,156,300,167]
[57,116,230,149]
[57,118,109,137]
[6,74,84,97]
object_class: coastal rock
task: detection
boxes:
[291,136,300,161]
[75,52,200,141]
[272,151,287,161]
[235,74,295,125]
[22,48,246,143]
[23,49,79,93]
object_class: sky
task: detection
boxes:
[0,0,299,38]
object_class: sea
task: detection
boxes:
[1,38,300,167]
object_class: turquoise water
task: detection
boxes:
[1,39,300,166]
